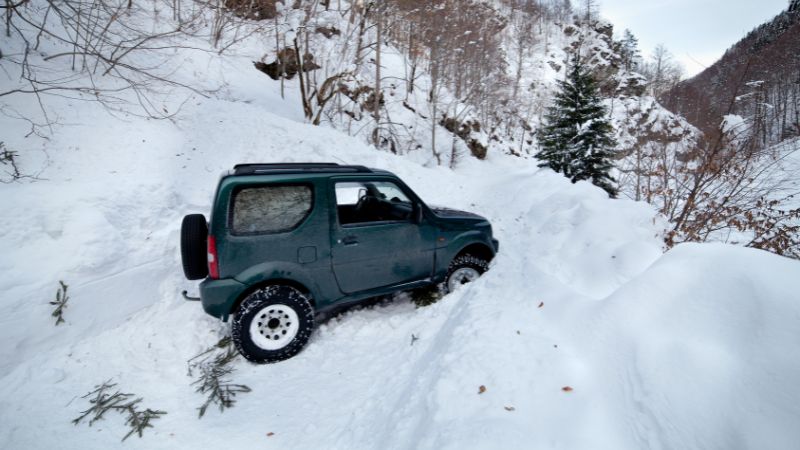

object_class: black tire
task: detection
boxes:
[444,254,489,293]
[181,214,209,280]
[232,286,315,364]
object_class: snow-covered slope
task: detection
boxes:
[3,61,800,450]
[2,3,800,450]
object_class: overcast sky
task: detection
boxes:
[600,0,791,77]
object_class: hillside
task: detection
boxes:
[1,1,800,448]
[3,46,800,448]
[663,3,800,144]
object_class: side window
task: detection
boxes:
[334,182,364,207]
[232,185,313,234]
[335,180,413,225]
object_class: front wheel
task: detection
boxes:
[445,254,489,293]
[231,286,315,363]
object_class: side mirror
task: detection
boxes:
[413,205,424,224]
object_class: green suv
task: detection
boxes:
[181,163,499,363]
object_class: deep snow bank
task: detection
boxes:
[584,243,800,450]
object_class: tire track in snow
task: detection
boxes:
[370,292,477,450]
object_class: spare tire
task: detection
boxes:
[181,214,209,280]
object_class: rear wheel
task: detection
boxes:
[181,214,209,280]
[232,286,315,363]
[445,254,489,293]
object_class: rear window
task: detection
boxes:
[231,185,313,234]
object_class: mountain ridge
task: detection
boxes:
[662,5,800,144]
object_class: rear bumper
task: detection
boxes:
[198,277,248,322]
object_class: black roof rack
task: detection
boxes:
[233,163,373,175]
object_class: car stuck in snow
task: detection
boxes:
[181,163,498,363]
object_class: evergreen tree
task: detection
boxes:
[620,29,641,71]
[536,54,619,197]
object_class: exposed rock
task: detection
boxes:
[361,90,385,113]
[616,72,647,97]
[331,83,385,118]
[440,116,471,140]
[440,116,488,160]
[254,48,321,80]
[225,0,277,20]
[468,140,487,159]
[315,27,341,38]
[594,21,614,39]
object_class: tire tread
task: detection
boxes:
[181,214,209,280]
[231,286,315,364]
[444,254,489,293]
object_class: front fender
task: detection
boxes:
[435,230,496,277]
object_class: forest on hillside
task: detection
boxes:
[2,0,799,257]
[664,3,800,147]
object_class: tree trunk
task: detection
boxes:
[294,36,312,120]
[373,3,382,146]
[275,14,284,99]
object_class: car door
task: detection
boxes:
[330,178,434,294]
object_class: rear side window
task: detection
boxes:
[231,185,313,234]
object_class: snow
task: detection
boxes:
[3,89,800,447]
[586,243,800,449]
[2,2,800,449]
[721,114,747,134]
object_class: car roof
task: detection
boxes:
[231,163,393,176]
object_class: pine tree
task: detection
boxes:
[536,54,619,197]
[620,29,641,71]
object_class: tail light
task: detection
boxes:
[207,235,220,279]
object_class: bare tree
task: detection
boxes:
[508,1,541,99]
[373,0,383,145]
[582,0,599,23]
[641,44,684,96]
[0,0,233,130]
[619,113,800,258]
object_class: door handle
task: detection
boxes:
[339,235,359,246]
